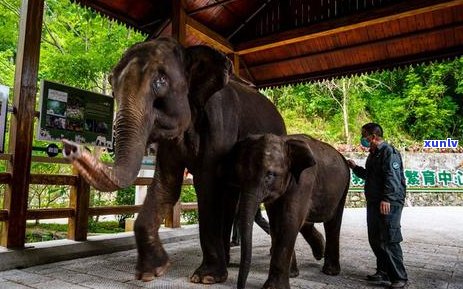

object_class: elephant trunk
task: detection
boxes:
[63,109,148,192]
[237,191,259,289]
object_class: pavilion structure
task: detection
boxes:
[1,0,462,249]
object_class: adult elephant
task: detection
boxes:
[228,134,350,289]
[62,37,286,284]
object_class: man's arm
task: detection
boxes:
[347,159,367,179]
[381,147,403,204]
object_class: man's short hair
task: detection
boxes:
[362,122,383,137]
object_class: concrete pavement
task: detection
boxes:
[0,206,462,289]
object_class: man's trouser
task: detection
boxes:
[367,202,408,282]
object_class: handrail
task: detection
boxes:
[26,208,75,219]
[88,205,141,216]
[0,210,7,221]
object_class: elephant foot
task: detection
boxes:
[263,278,290,289]
[190,264,228,284]
[322,261,340,275]
[135,261,171,282]
[289,267,299,278]
[135,246,171,282]
[135,260,171,282]
[289,256,299,278]
[312,243,325,261]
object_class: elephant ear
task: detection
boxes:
[285,136,316,182]
[185,45,232,107]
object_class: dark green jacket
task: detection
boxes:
[352,142,406,205]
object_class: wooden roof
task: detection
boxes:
[73,0,463,88]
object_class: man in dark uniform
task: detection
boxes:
[347,123,408,289]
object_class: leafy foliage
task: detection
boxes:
[180,185,198,224]
[264,59,463,147]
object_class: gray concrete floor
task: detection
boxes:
[0,207,462,289]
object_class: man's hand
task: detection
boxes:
[380,201,390,215]
[346,159,357,169]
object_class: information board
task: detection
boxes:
[0,84,8,152]
[38,80,114,148]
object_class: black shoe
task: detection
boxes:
[366,271,389,282]
[230,241,240,247]
[389,280,408,288]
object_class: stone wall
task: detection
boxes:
[343,152,463,207]
[345,191,463,208]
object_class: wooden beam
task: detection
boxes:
[186,16,234,54]
[172,0,187,45]
[249,21,463,73]
[180,202,198,211]
[31,156,71,164]
[188,0,239,16]
[30,174,78,186]
[26,208,74,220]
[164,201,181,228]
[1,0,44,249]
[227,0,274,40]
[67,171,90,241]
[0,154,12,161]
[133,177,153,186]
[255,45,463,88]
[0,210,7,222]
[0,173,11,184]
[232,54,240,76]
[237,0,463,55]
[88,205,141,216]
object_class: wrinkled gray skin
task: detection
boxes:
[62,37,286,284]
[229,134,350,289]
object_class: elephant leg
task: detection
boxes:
[190,170,228,284]
[264,201,304,289]
[322,189,347,275]
[134,181,183,281]
[134,145,185,282]
[300,222,325,260]
[289,250,299,278]
[222,185,240,265]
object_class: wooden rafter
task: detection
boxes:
[187,0,240,16]
[186,16,234,53]
[227,0,274,40]
[255,45,463,88]
[236,0,463,54]
[248,21,463,70]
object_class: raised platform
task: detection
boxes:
[0,207,462,289]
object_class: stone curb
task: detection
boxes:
[0,225,199,271]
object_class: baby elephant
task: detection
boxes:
[230,134,350,289]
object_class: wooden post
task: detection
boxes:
[164,201,181,228]
[67,169,90,241]
[163,0,186,229]
[1,0,44,248]
[233,53,240,77]
[172,0,187,45]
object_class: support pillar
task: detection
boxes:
[1,0,44,248]
[164,0,186,228]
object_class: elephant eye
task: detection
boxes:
[265,171,276,183]
[153,75,168,90]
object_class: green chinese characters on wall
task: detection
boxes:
[350,169,463,187]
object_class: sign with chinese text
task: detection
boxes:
[37,80,114,148]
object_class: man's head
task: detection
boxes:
[361,122,384,149]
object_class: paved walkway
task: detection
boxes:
[0,207,462,289]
